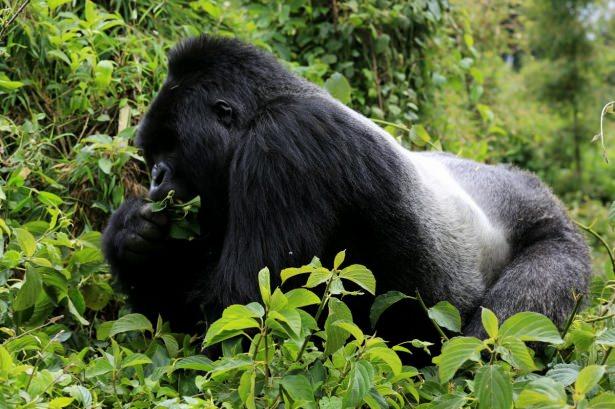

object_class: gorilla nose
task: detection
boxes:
[149,162,171,200]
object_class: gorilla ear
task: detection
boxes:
[213,99,233,127]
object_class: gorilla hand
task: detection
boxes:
[102,198,170,266]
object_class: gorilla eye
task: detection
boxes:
[213,99,233,127]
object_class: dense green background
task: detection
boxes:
[0,0,613,407]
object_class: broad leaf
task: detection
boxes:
[575,365,605,396]
[13,268,42,311]
[280,374,317,409]
[342,360,374,408]
[285,288,320,309]
[474,364,512,409]
[14,228,36,257]
[499,312,563,344]
[324,72,352,104]
[258,267,271,303]
[428,301,461,333]
[108,314,153,337]
[546,363,580,387]
[432,336,485,383]
[481,307,499,338]
[516,378,568,409]
[369,291,411,328]
[365,346,402,375]
[339,264,375,295]
[324,298,352,355]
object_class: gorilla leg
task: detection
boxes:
[464,234,590,337]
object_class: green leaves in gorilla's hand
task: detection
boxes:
[149,190,201,240]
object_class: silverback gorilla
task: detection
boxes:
[103,35,591,343]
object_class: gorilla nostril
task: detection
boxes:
[154,168,165,186]
[151,163,170,189]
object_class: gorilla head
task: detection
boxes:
[103,35,590,347]
[136,37,306,203]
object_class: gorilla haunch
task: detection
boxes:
[103,35,590,344]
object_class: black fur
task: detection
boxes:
[102,36,591,347]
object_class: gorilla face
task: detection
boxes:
[136,82,239,203]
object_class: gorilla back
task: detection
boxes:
[102,35,590,343]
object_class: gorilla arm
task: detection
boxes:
[102,197,215,331]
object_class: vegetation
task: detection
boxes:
[0,0,613,407]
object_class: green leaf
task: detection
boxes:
[122,353,152,368]
[205,317,259,344]
[365,346,402,375]
[333,320,364,344]
[85,358,113,378]
[14,228,36,257]
[499,312,563,344]
[324,72,352,104]
[342,360,374,408]
[596,328,615,346]
[238,368,256,409]
[339,264,375,295]
[223,304,263,319]
[37,191,63,207]
[516,378,568,409]
[499,337,537,371]
[575,365,605,396]
[305,268,332,288]
[324,298,352,355]
[285,288,320,309]
[94,60,114,88]
[280,374,317,409]
[481,307,499,338]
[258,267,271,303]
[108,313,153,337]
[589,392,615,409]
[474,365,512,409]
[318,396,343,409]
[432,336,485,383]
[546,364,580,387]
[428,301,461,333]
[280,265,313,284]
[333,250,346,270]
[0,345,13,371]
[13,268,42,311]
[175,356,213,372]
[410,124,432,145]
[49,397,74,409]
[161,334,179,357]
[210,356,252,377]
[0,76,24,91]
[98,158,112,175]
[369,291,412,328]
[269,308,301,337]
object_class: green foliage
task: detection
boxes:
[0,0,613,406]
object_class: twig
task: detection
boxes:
[0,0,30,42]
[561,293,583,339]
[415,290,449,341]
[593,101,614,164]
[574,220,615,275]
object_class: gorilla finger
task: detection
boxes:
[135,219,166,240]
[139,203,170,226]
[122,249,150,264]
[124,233,162,253]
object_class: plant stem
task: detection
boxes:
[601,347,612,365]
[574,220,615,275]
[415,290,449,341]
[295,275,334,362]
[562,293,584,339]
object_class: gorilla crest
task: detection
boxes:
[103,35,590,344]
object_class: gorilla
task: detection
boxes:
[102,35,590,343]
